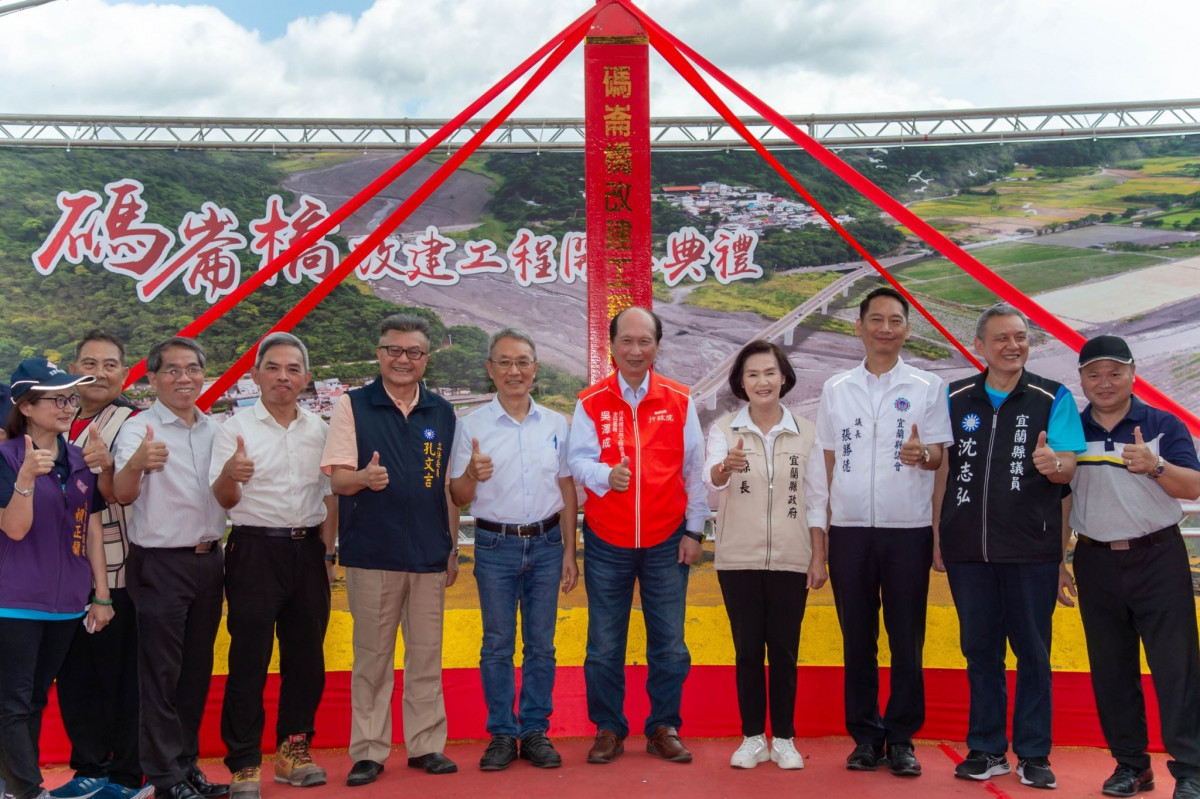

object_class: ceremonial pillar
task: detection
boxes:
[583,0,652,382]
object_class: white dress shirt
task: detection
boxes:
[568,371,709,533]
[113,400,226,548]
[449,396,569,524]
[208,399,331,528]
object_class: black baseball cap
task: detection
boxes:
[1078,335,1134,369]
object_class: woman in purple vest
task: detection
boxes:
[0,359,113,799]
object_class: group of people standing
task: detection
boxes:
[0,296,1197,799]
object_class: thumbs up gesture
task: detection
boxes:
[17,434,55,483]
[133,425,169,473]
[1120,425,1156,474]
[465,437,493,482]
[364,451,389,492]
[81,423,112,475]
[900,423,926,467]
[1031,430,1061,477]
[222,435,255,484]
[724,436,748,474]
[609,455,632,492]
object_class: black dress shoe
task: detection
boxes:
[407,752,457,775]
[346,760,384,787]
[479,736,518,771]
[520,732,562,768]
[156,780,203,799]
[887,743,922,776]
[846,742,883,771]
[185,768,229,798]
[1175,776,1200,799]
[1103,764,1154,796]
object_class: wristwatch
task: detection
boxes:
[13,484,34,497]
[323,553,337,564]
[1149,456,1166,480]
[683,531,704,543]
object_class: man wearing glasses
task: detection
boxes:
[113,337,229,799]
[321,314,460,785]
[448,328,577,771]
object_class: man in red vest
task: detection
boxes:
[568,306,708,765]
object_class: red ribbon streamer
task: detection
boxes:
[125,2,603,389]
[641,22,981,370]
[619,0,1200,435]
[196,20,592,410]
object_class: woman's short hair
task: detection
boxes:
[728,340,796,401]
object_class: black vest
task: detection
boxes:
[940,369,1065,564]
[338,379,455,573]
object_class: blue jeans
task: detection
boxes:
[946,560,1059,758]
[473,523,564,737]
[583,522,691,739]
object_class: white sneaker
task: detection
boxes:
[730,734,770,768]
[771,737,805,770]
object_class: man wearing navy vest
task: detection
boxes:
[568,306,708,765]
[321,313,460,785]
[935,305,1085,791]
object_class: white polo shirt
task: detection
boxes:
[208,399,330,528]
[816,357,953,529]
[450,396,570,525]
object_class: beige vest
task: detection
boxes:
[714,410,818,573]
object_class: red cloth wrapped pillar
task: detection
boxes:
[584,0,653,383]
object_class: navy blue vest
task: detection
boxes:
[338,379,456,573]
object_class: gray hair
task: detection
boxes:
[379,313,431,344]
[488,327,538,361]
[974,304,1029,341]
[255,332,310,372]
[146,336,206,373]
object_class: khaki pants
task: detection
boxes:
[345,567,447,763]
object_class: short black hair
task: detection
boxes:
[379,313,431,345]
[146,337,206,373]
[728,340,796,401]
[859,286,909,320]
[74,329,127,364]
[609,306,662,344]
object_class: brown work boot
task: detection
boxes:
[274,734,328,787]
[646,726,692,763]
[229,766,261,799]
[586,730,625,764]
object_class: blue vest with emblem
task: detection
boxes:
[338,378,455,573]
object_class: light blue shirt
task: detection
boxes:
[568,371,709,534]
[449,396,570,524]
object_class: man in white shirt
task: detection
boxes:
[815,287,952,777]
[113,337,229,799]
[209,333,337,799]
[449,328,577,772]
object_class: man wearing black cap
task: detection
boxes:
[1066,334,1200,799]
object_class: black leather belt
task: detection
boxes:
[475,513,560,538]
[136,541,219,554]
[232,525,321,540]
[1076,524,1178,551]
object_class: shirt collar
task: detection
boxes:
[251,397,308,429]
[731,404,799,436]
[488,394,543,424]
[149,398,206,428]
[1081,395,1148,433]
[617,371,650,398]
[853,356,907,384]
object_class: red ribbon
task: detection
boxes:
[195,17,593,409]
[621,0,1200,434]
[125,2,603,390]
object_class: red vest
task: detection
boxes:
[579,371,690,548]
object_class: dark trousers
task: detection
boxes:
[827,525,932,748]
[946,560,1058,758]
[1075,530,1200,779]
[220,531,330,772]
[582,523,691,739]
[717,569,809,739]
[55,587,142,789]
[126,545,224,789]
[0,617,77,799]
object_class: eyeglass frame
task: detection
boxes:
[32,393,82,409]
[487,357,538,371]
[377,345,429,361]
[153,366,205,379]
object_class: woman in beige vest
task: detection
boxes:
[703,340,828,771]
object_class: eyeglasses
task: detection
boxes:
[34,394,81,409]
[488,358,536,371]
[378,346,428,360]
[156,366,204,378]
